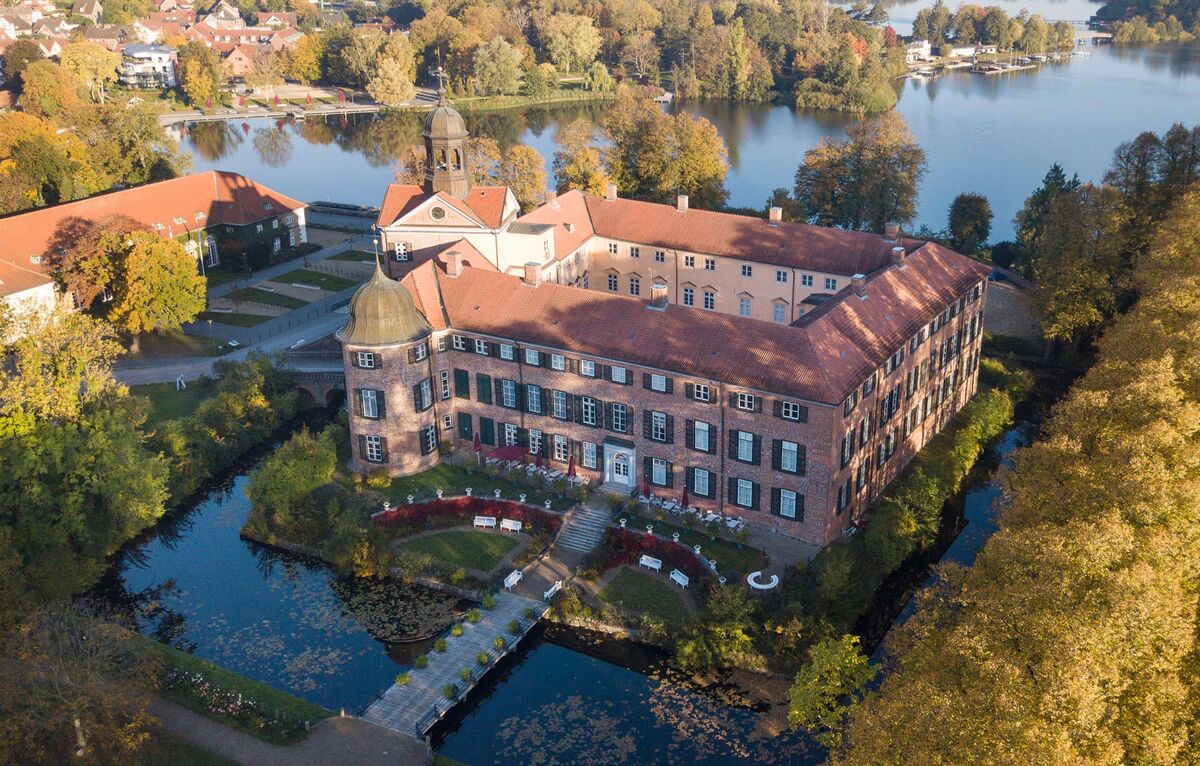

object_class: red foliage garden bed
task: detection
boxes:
[582,527,713,584]
[373,497,563,537]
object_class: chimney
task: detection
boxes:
[851,273,867,299]
[883,222,900,242]
[768,206,782,226]
[546,189,558,208]
[445,250,462,277]
[605,183,617,202]
[891,246,906,269]
[648,279,668,310]
[523,262,540,286]
[676,194,689,213]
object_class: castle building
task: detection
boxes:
[341,92,990,547]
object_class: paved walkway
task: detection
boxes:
[362,591,545,737]
[150,696,430,766]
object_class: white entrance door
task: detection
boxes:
[605,448,634,488]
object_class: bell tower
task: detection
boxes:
[423,68,472,199]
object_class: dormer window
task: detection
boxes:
[262,201,273,211]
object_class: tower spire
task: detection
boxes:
[435,64,448,106]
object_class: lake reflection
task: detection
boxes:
[179,43,1200,241]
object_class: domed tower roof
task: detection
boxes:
[338,261,432,346]
[422,89,468,141]
[422,68,472,198]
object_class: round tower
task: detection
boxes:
[422,69,472,199]
[338,261,439,477]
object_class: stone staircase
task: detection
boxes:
[553,503,613,553]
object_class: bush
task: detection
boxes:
[493,636,506,650]
[450,624,464,637]
[373,498,563,536]
[459,667,472,682]
[482,593,495,610]
[523,607,535,619]
[434,638,447,652]
[414,655,429,669]
[395,671,410,686]
[442,683,458,699]
[606,494,624,511]
[508,619,521,634]
[476,651,489,666]
[366,468,391,489]
[450,568,467,586]
[466,609,481,623]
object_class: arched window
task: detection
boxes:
[204,235,219,267]
[437,149,447,170]
[451,148,461,170]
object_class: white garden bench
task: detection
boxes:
[544,580,562,601]
[473,516,497,529]
[503,570,522,590]
[639,555,662,572]
[500,519,522,533]
[669,569,689,589]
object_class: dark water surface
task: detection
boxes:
[178,43,1200,238]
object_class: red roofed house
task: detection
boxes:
[347,88,990,549]
[222,43,254,77]
[0,170,307,311]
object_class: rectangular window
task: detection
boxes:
[503,423,518,447]
[629,276,640,296]
[738,297,751,317]
[837,479,850,510]
[654,250,665,262]
[651,458,667,486]
[741,264,752,277]
[610,366,627,384]
[863,374,877,397]
[693,468,710,497]
[844,390,858,415]
[525,348,541,365]
[736,392,756,411]
[477,373,493,404]
[552,390,568,419]
[412,343,428,361]
[582,442,598,469]
[474,339,488,355]
[360,389,379,418]
[441,370,452,400]
[773,304,787,324]
[801,274,813,287]
[692,420,710,452]
[581,396,597,426]
[649,373,667,392]
[364,435,384,463]
[630,246,640,258]
[737,430,754,462]
[607,274,618,292]
[704,258,715,271]
[452,335,466,351]
[501,379,517,408]
[610,403,628,433]
[356,351,376,369]
[693,384,711,402]
[703,291,715,310]
[841,434,853,468]
[608,243,618,255]
[550,353,566,371]
[779,489,799,519]
[526,384,542,414]
[779,400,807,422]
[825,277,837,291]
[683,287,694,306]
[553,435,569,462]
[414,379,432,411]
[776,270,787,283]
[684,255,695,268]
[578,359,595,378]
[529,429,543,456]
[500,343,514,360]
[420,424,437,455]
[781,440,800,473]
[736,479,753,508]
[651,411,667,442]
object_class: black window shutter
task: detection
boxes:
[517,383,527,411]
[603,402,612,430]
[377,390,387,419]
[379,436,389,463]
[685,467,694,491]
[642,373,652,389]
[751,482,760,510]
[665,378,674,394]
[666,463,674,488]
[797,494,806,520]
[685,382,694,399]
[755,396,763,413]
[407,347,416,363]
[411,383,421,412]
[480,417,495,445]
[643,456,652,482]
[353,388,363,416]
[773,400,782,418]
[643,411,651,439]
[799,405,809,423]
[572,395,583,423]
[601,364,611,381]
[798,445,807,476]
[457,412,472,440]
[771,487,781,515]
[454,368,469,398]
[728,430,738,460]
[437,336,448,352]
[666,415,675,444]
[728,392,738,407]
[494,378,503,406]
[477,373,492,404]
[490,342,501,358]
[685,419,694,449]
[357,434,366,460]
[771,439,782,471]
[727,476,737,504]
[752,434,762,465]
[517,428,529,448]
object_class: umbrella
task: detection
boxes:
[535,452,544,469]
[642,477,651,497]
[472,433,482,453]
[566,454,576,478]
[681,485,690,510]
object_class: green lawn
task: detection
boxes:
[632,516,767,577]
[275,269,357,292]
[328,250,377,263]
[132,381,214,428]
[137,732,239,766]
[396,529,519,572]
[382,463,574,511]
[202,267,243,289]
[599,567,690,631]
[199,310,273,327]
[228,287,310,309]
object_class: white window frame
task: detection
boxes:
[611,403,628,433]
[776,270,787,283]
[608,242,618,255]
[801,274,813,287]
[694,468,710,497]
[781,401,803,421]
[650,374,667,392]
[364,434,383,462]
[737,431,754,462]
[422,425,437,454]
[736,392,756,411]
[581,396,597,426]
[452,335,466,351]
[779,489,798,519]
[503,423,518,446]
[683,287,694,306]
[630,246,640,258]
[703,291,715,310]
[825,277,837,291]
[527,385,542,414]
[684,255,695,268]
[500,343,515,360]
[474,338,489,355]
[651,458,667,486]
[582,442,598,469]
[736,479,753,507]
[654,250,665,262]
[738,297,751,317]
[741,264,752,277]
[501,379,517,408]
[525,348,541,365]
[607,274,618,292]
[651,411,667,441]
[629,276,640,296]
[550,353,566,371]
[356,351,376,369]
[704,258,715,271]
[773,303,787,324]
[360,389,379,418]
[781,440,799,473]
[529,429,543,456]
[610,366,627,384]
[580,360,596,377]
[693,384,711,402]
[553,435,569,462]
[417,379,432,410]
[693,420,710,451]
[552,390,568,419]
[439,370,450,400]
[413,343,427,361]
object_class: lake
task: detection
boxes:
[176,41,1200,240]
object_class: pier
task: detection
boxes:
[362,591,548,737]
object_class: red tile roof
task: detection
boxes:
[384,239,497,281]
[377,184,510,230]
[0,171,305,296]
[398,243,989,404]
[516,191,594,261]
[574,191,917,275]
[0,258,53,296]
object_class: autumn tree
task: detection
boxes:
[244,48,286,94]
[553,118,610,195]
[286,33,326,84]
[44,213,142,309]
[367,56,417,107]
[247,428,337,526]
[58,42,121,104]
[177,41,222,105]
[2,39,44,91]
[542,14,601,73]
[18,61,83,121]
[474,36,522,96]
[787,635,877,749]
[794,112,926,232]
[947,192,992,253]
[583,61,615,92]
